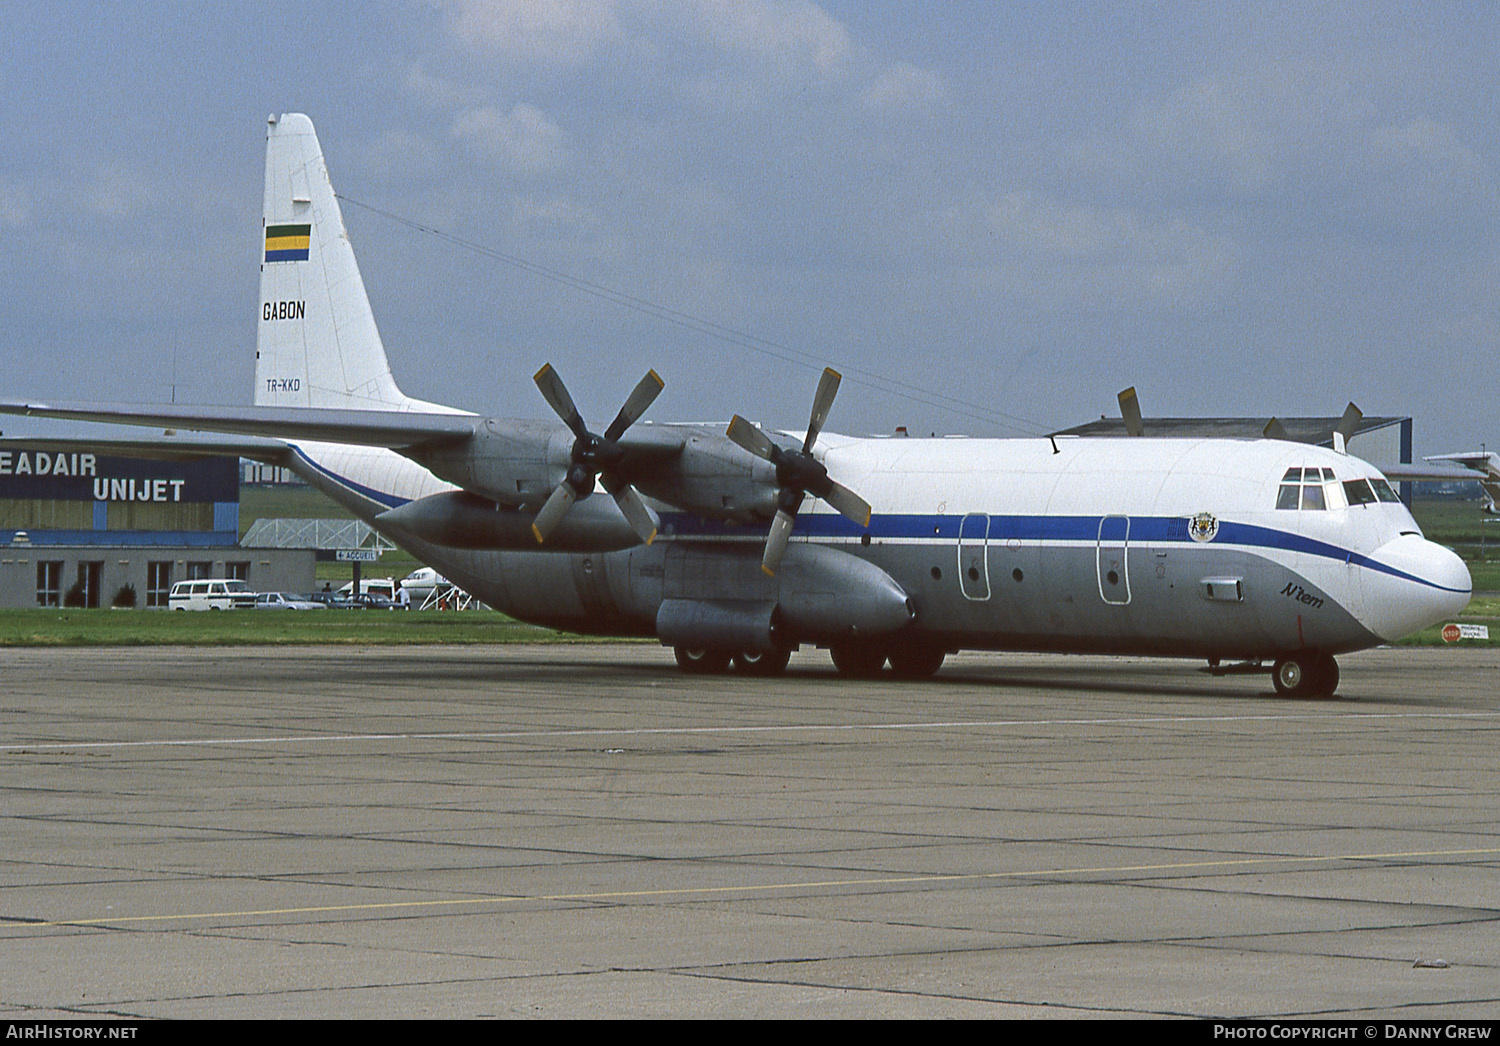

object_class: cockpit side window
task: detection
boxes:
[1371,478,1401,503]
[1344,478,1376,505]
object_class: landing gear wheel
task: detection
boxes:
[888,644,946,680]
[1309,653,1339,696]
[734,647,791,676]
[1272,653,1339,697]
[830,643,887,678]
[1272,656,1305,695]
[675,647,732,675]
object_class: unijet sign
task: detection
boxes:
[0,448,238,503]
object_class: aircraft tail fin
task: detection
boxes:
[256,113,434,412]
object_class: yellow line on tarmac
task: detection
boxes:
[20,846,1500,930]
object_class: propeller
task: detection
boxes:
[531,363,664,545]
[726,367,872,577]
[1332,402,1362,455]
[1118,386,1144,437]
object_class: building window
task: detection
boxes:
[147,562,172,608]
[74,561,102,609]
[186,561,213,580]
[36,561,63,607]
[226,561,250,583]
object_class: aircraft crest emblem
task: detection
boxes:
[1189,512,1219,543]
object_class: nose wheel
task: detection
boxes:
[1272,652,1339,697]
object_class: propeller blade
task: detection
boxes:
[803,367,842,452]
[603,369,664,442]
[1333,402,1362,454]
[1263,417,1289,440]
[603,474,659,545]
[533,364,588,441]
[820,480,872,528]
[761,509,796,576]
[1118,386,1144,437]
[531,481,577,543]
[726,415,777,461]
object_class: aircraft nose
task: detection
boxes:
[1361,534,1472,642]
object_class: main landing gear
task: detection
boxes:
[829,640,947,679]
[1270,651,1340,697]
[672,639,948,680]
[673,646,791,676]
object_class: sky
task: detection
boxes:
[1,1,1496,456]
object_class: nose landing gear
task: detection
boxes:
[1271,652,1340,697]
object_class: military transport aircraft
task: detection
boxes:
[0,114,1472,695]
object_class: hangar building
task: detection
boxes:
[1053,414,1415,502]
[0,444,313,608]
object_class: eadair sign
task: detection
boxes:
[0,447,238,503]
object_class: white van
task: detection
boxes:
[168,579,257,611]
[337,578,397,600]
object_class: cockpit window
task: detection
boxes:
[1343,479,1376,505]
[1371,478,1401,503]
[1277,467,1329,510]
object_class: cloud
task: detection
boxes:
[360,128,445,182]
[685,0,853,79]
[1356,116,1495,232]
[451,103,567,173]
[77,163,158,221]
[0,180,32,228]
[978,191,1238,310]
[435,0,624,67]
[860,61,948,113]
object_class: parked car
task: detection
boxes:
[346,591,399,611]
[308,590,357,609]
[168,579,257,611]
[254,591,326,610]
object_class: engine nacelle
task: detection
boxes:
[407,419,570,508]
[632,431,780,522]
[375,490,641,552]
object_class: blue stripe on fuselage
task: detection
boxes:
[290,445,409,511]
[658,512,1466,593]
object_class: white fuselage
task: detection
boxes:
[285,430,1471,660]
